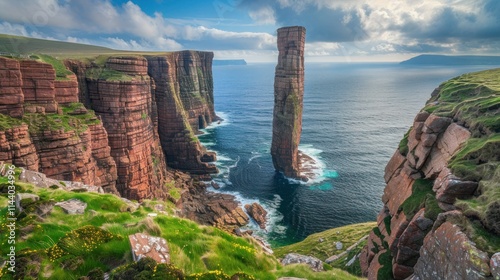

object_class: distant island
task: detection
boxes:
[213,59,247,66]
[400,54,500,65]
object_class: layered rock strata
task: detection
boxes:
[19,60,58,113]
[271,26,306,179]
[54,73,79,104]
[147,52,217,174]
[361,69,500,280]
[1,53,225,221]
[0,56,118,193]
[0,57,24,117]
[86,56,167,200]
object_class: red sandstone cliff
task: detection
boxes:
[1,52,221,206]
[271,26,306,179]
[147,52,217,174]
[83,56,168,200]
[0,56,118,194]
[360,70,500,279]
[0,57,24,117]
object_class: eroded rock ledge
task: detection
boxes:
[361,69,500,280]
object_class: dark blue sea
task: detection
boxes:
[198,62,494,247]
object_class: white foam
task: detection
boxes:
[204,111,231,130]
[248,153,262,164]
[228,156,240,169]
[201,141,216,147]
[279,144,337,185]
[216,154,233,161]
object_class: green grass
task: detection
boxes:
[468,221,500,256]
[0,178,373,279]
[85,67,134,81]
[20,103,100,134]
[329,238,368,277]
[274,222,375,277]
[0,34,172,60]
[274,222,376,261]
[449,134,500,181]
[0,113,23,130]
[398,128,411,156]
[0,181,281,279]
[418,68,500,255]
[274,264,363,280]
[424,68,500,137]
[37,54,73,80]
[0,34,114,55]
[427,69,500,241]
[376,250,394,280]
[400,179,441,221]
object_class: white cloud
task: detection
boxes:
[0,0,277,53]
[248,6,276,25]
[0,22,29,37]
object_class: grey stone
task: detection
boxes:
[281,253,323,272]
[122,197,139,212]
[55,199,87,214]
[15,193,39,211]
[491,253,500,280]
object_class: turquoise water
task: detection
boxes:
[199,63,495,246]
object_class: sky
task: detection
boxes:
[0,0,499,62]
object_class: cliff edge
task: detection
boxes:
[360,69,500,279]
[0,52,218,201]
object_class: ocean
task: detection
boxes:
[198,62,494,247]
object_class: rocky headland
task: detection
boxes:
[0,52,249,230]
[360,69,500,279]
[271,26,307,180]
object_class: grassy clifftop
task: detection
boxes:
[424,68,500,252]
[0,34,170,59]
[0,169,362,280]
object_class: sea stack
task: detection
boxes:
[271,26,306,179]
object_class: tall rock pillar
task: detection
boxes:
[271,26,306,179]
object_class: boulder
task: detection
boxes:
[412,222,491,280]
[281,253,323,272]
[244,202,268,229]
[15,193,39,211]
[55,199,87,214]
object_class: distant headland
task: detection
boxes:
[400,54,500,65]
[213,59,247,66]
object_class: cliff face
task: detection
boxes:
[361,69,500,280]
[0,57,24,117]
[147,52,217,174]
[59,53,217,199]
[1,51,226,222]
[84,56,168,200]
[271,26,306,179]
[0,56,118,194]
